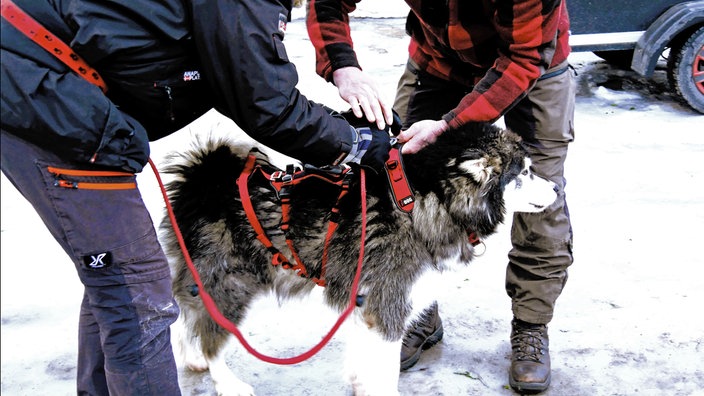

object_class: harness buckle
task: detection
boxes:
[269,170,285,181]
[271,252,287,266]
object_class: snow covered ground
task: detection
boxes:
[2,2,703,395]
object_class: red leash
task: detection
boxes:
[150,159,368,364]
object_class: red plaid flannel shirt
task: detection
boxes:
[307,0,571,128]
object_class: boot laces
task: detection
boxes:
[511,325,546,362]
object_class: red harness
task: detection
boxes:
[236,145,480,286]
[384,143,415,213]
[236,151,355,287]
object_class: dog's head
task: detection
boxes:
[403,123,557,236]
[452,130,557,215]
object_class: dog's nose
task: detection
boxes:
[553,183,559,193]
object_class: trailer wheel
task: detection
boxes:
[668,26,704,114]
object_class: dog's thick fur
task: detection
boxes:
[160,122,557,396]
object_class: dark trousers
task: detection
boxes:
[1,131,181,395]
[393,59,575,324]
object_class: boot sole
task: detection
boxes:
[400,325,444,371]
[508,373,551,394]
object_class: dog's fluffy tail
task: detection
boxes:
[161,139,253,236]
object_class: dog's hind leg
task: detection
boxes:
[343,315,402,396]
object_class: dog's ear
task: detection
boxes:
[458,157,493,184]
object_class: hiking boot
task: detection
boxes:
[509,318,551,394]
[400,302,443,371]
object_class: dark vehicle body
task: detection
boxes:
[568,0,704,113]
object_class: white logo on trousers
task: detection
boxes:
[88,253,108,268]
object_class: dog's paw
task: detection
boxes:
[351,382,400,396]
[214,376,255,396]
[347,367,401,396]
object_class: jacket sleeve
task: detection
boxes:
[188,0,353,166]
[306,0,360,82]
[443,0,568,129]
[0,15,150,173]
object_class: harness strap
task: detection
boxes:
[383,144,482,246]
[1,0,108,93]
[236,154,291,269]
[316,177,351,284]
[237,152,354,286]
[276,175,310,278]
[384,145,415,213]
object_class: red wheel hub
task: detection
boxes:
[693,42,704,95]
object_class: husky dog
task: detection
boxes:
[160,122,557,396]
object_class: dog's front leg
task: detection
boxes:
[206,349,255,396]
[173,314,254,395]
[171,314,209,372]
[343,315,402,396]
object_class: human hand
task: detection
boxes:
[332,67,392,130]
[397,119,449,154]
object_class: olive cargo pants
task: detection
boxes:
[393,59,575,324]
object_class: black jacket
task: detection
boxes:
[1,0,352,172]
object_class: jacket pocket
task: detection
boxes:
[107,68,213,142]
[38,161,167,286]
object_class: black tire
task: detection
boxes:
[593,49,635,69]
[667,26,704,114]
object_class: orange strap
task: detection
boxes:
[236,154,306,278]
[1,0,108,92]
[236,152,356,287]
[384,145,415,213]
[236,154,278,251]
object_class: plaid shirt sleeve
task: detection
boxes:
[307,0,570,129]
[439,0,570,128]
[307,0,361,82]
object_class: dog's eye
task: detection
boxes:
[521,169,529,176]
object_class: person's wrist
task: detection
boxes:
[438,119,449,133]
[335,126,360,165]
[332,66,361,86]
